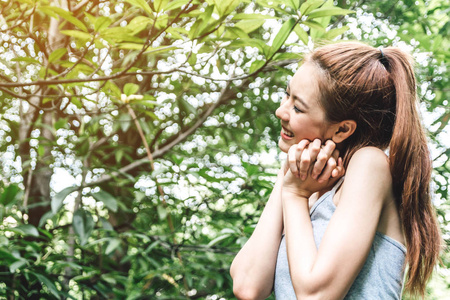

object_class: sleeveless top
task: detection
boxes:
[274,178,406,299]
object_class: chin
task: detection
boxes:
[278,140,290,153]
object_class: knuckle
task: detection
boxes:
[301,157,310,165]
[329,160,337,169]
[317,153,328,162]
[325,139,336,147]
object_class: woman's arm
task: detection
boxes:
[282,147,392,299]
[231,139,343,300]
[230,166,285,300]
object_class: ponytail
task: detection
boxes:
[384,48,442,297]
[308,42,442,297]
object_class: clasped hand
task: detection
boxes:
[283,139,345,199]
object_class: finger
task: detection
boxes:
[308,139,322,162]
[323,140,337,156]
[288,145,299,177]
[300,139,320,180]
[299,147,311,180]
[295,140,310,177]
[332,157,345,178]
[329,149,339,178]
[282,160,289,175]
[317,157,337,183]
[311,141,335,179]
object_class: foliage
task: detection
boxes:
[0,0,448,299]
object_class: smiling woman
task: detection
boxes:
[275,63,349,154]
[230,41,441,299]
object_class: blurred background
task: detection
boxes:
[0,0,448,298]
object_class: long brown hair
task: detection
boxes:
[306,41,441,296]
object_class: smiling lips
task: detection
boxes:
[281,125,294,139]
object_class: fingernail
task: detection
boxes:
[301,175,306,180]
[318,179,324,183]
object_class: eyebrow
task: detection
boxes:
[287,82,310,110]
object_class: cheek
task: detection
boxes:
[292,119,327,141]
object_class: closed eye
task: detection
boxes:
[294,105,303,113]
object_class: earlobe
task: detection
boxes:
[331,120,357,143]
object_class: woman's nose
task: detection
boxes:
[275,102,289,121]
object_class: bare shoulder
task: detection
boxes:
[347,147,391,178]
[342,147,393,200]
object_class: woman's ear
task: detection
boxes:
[331,120,357,143]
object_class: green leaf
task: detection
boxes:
[48,48,67,63]
[207,234,231,247]
[117,43,145,50]
[229,39,270,56]
[84,12,97,26]
[235,19,265,34]
[33,273,60,298]
[225,26,250,39]
[233,13,277,20]
[126,16,152,35]
[294,24,309,45]
[105,238,121,255]
[118,113,132,132]
[100,27,143,43]
[71,97,83,109]
[40,6,88,32]
[270,18,297,57]
[11,57,41,64]
[94,17,113,32]
[187,52,197,66]
[302,20,325,31]
[178,98,197,115]
[54,117,68,130]
[9,259,27,273]
[0,184,20,206]
[322,25,349,40]
[101,273,118,285]
[115,149,124,163]
[73,209,95,246]
[14,224,39,237]
[91,190,118,212]
[100,217,115,231]
[249,59,266,74]
[124,0,153,16]
[213,0,240,17]
[106,81,122,98]
[37,144,45,157]
[286,0,301,10]
[165,0,188,11]
[157,205,167,220]
[188,18,205,40]
[60,30,92,40]
[38,211,55,228]
[51,186,77,214]
[37,6,59,18]
[272,52,302,61]
[307,7,354,19]
[154,0,170,12]
[299,0,324,16]
[124,83,139,96]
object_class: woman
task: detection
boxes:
[230,42,441,299]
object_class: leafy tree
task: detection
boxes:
[0,0,447,298]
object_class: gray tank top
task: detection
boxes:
[274,178,406,299]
